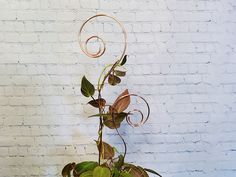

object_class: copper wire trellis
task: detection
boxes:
[78,14,150,158]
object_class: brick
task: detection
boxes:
[57,11,76,21]
[16,10,37,20]
[19,33,38,42]
[12,76,31,85]
[80,0,99,9]
[38,33,58,42]
[0,11,17,20]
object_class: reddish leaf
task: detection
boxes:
[112,89,130,113]
[62,162,75,177]
[88,98,106,108]
[114,70,126,77]
[96,141,115,159]
[108,74,121,86]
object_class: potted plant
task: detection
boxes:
[62,14,162,177]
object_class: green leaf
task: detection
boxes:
[111,168,120,177]
[89,111,127,129]
[88,98,106,108]
[93,166,111,177]
[74,161,98,175]
[103,112,127,129]
[61,163,75,177]
[120,55,127,66]
[96,141,115,159]
[108,74,121,86]
[120,171,133,177]
[144,168,162,177]
[80,171,93,177]
[81,76,95,97]
[88,113,110,118]
[114,70,126,77]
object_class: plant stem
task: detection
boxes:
[97,63,117,164]
[96,58,124,164]
[97,90,103,165]
[97,64,113,90]
[91,95,95,100]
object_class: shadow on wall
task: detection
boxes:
[0,62,102,176]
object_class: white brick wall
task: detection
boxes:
[0,0,236,177]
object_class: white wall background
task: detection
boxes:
[0,0,236,177]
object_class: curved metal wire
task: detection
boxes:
[110,93,150,158]
[112,94,150,127]
[78,14,127,61]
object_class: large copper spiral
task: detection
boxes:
[78,14,127,61]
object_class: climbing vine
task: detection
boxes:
[62,14,161,177]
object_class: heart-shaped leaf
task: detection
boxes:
[88,98,106,108]
[96,141,115,159]
[120,55,127,66]
[79,171,93,177]
[108,74,121,86]
[62,162,75,177]
[111,89,130,113]
[114,70,126,77]
[144,168,162,177]
[93,166,111,177]
[103,112,127,129]
[74,161,98,175]
[81,76,95,97]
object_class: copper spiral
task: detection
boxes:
[112,94,150,128]
[78,14,127,60]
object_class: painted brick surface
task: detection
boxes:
[0,0,236,177]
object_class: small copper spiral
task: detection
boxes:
[78,14,127,60]
[112,94,150,128]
